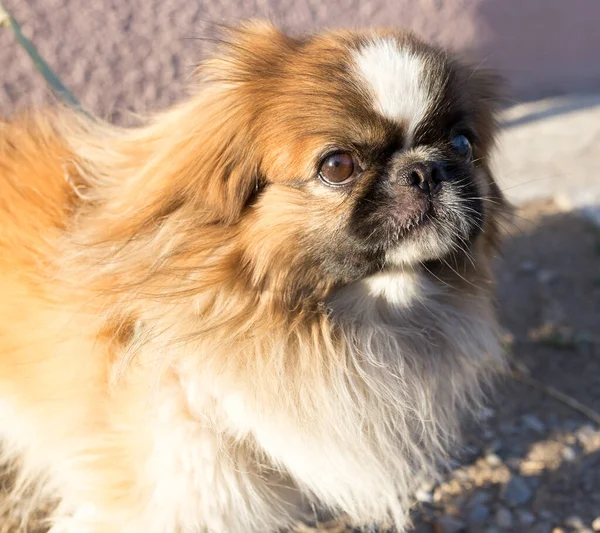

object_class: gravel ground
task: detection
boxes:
[2,2,600,532]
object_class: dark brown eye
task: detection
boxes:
[319,153,358,185]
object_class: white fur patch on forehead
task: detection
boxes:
[352,37,431,145]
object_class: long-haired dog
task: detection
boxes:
[0,21,507,533]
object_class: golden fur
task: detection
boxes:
[0,22,507,532]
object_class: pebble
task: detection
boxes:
[468,504,490,524]
[502,475,534,507]
[415,489,434,503]
[576,424,598,444]
[522,414,546,433]
[593,517,600,531]
[468,491,491,507]
[562,445,577,462]
[495,507,513,529]
[564,515,585,529]
[532,523,552,533]
[435,515,467,533]
[485,452,503,467]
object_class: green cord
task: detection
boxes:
[1,2,88,114]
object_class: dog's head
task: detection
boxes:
[68,21,506,309]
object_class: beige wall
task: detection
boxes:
[378,0,600,99]
[2,0,599,118]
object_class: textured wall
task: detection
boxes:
[1,0,599,119]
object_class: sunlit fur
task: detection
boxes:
[0,22,507,533]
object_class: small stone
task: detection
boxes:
[495,507,513,529]
[562,446,577,462]
[522,414,546,433]
[485,453,503,467]
[415,489,433,503]
[592,517,600,531]
[468,491,491,507]
[532,523,552,533]
[485,528,500,533]
[552,529,565,533]
[468,504,490,524]
[517,510,536,525]
[539,510,554,521]
[435,515,466,533]
[564,515,585,529]
[576,424,598,444]
[502,475,533,507]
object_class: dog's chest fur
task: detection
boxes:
[134,270,500,533]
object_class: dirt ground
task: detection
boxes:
[1,198,599,533]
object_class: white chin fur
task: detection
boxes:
[385,230,455,266]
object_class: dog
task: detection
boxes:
[0,21,507,533]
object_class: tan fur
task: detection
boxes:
[0,22,507,533]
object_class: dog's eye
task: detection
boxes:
[319,153,359,186]
[450,134,472,158]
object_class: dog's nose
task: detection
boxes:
[406,162,444,194]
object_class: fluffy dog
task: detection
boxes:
[0,21,507,533]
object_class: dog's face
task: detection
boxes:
[71,23,504,307]
[190,24,504,298]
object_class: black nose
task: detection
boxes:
[406,162,444,194]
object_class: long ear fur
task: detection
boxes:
[53,23,304,305]
[63,21,299,234]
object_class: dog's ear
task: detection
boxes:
[65,21,303,239]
